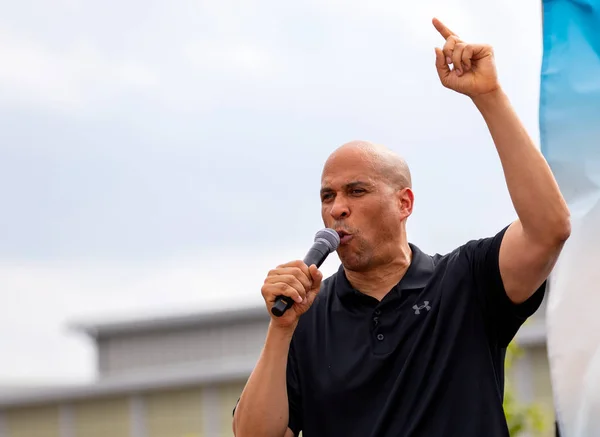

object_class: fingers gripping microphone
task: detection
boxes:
[271,228,340,317]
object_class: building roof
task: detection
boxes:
[69,303,269,339]
[0,358,255,408]
[0,303,269,408]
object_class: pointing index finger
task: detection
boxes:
[432,17,456,40]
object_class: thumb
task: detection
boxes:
[434,47,450,80]
[304,265,323,307]
[308,265,323,290]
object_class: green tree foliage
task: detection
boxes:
[504,342,549,436]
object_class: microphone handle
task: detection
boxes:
[271,241,331,317]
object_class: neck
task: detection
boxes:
[344,241,412,301]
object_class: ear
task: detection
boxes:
[397,187,414,219]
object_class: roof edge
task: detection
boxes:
[0,359,254,408]
[68,303,268,338]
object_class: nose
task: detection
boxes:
[329,197,350,220]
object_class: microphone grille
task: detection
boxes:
[315,228,340,251]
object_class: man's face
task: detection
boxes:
[320,148,413,272]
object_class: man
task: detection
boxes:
[232,18,571,437]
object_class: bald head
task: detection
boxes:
[323,140,412,190]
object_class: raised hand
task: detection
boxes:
[261,260,323,329]
[432,17,500,98]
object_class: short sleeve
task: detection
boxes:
[287,337,303,436]
[464,225,546,347]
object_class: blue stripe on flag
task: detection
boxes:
[540,0,600,217]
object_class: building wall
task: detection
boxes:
[145,387,204,437]
[0,381,248,437]
[97,322,268,379]
[73,397,130,437]
[218,381,245,437]
[3,405,60,437]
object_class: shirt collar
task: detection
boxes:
[335,243,435,304]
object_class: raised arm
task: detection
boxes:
[432,17,570,304]
[473,89,570,303]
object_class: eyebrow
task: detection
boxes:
[320,180,372,196]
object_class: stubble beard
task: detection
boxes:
[339,237,374,272]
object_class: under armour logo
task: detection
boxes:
[413,301,431,315]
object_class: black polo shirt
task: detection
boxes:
[285,226,545,437]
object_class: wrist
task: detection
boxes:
[266,320,297,343]
[471,86,507,111]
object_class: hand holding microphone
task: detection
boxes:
[261,228,340,326]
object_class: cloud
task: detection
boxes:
[0,31,159,113]
[183,42,277,77]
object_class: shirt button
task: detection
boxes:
[374,309,381,315]
[377,334,384,341]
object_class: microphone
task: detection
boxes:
[271,228,340,317]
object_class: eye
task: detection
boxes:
[351,189,365,195]
[321,193,334,202]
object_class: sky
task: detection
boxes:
[0,0,544,384]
